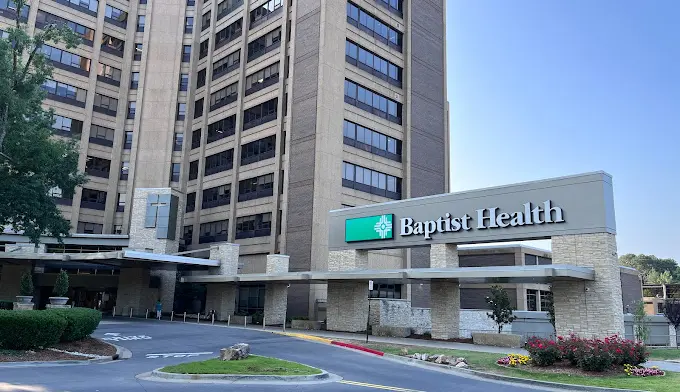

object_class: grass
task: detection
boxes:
[649,347,680,361]
[160,355,322,376]
[356,341,680,392]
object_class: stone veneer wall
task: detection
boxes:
[327,282,369,332]
[369,299,412,328]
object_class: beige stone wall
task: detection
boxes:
[205,283,237,321]
[430,280,461,340]
[116,267,157,317]
[328,250,368,271]
[430,243,459,268]
[128,188,182,254]
[327,282,369,332]
[209,244,240,275]
[264,283,288,325]
[552,233,624,337]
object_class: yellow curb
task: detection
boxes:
[277,332,334,344]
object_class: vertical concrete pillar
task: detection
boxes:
[552,233,625,337]
[205,283,237,321]
[327,250,369,331]
[429,243,460,339]
[264,255,289,325]
[116,267,150,316]
[209,244,240,275]
[150,267,176,310]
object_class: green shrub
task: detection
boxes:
[0,310,66,349]
[19,271,34,296]
[48,308,102,342]
[525,337,561,366]
[52,270,69,297]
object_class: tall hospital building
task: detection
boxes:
[0,0,448,317]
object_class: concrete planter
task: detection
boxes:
[231,315,252,325]
[291,320,323,330]
[16,296,33,304]
[472,332,522,348]
[49,297,69,305]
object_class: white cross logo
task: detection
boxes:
[373,215,392,239]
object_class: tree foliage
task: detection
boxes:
[544,289,556,330]
[52,269,69,297]
[619,254,679,284]
[485,285,517,333]
[0,1,87,244]
[663,299,680,348]
[19,271,33,296]
[633,300,650,343]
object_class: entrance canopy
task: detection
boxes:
[0,249,218,268]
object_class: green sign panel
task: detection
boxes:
[345,214,394,242]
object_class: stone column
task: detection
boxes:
[552,233,625,337]
[326,250,369,332]
[264,255,289,325]
[151,267,177,311]
[430,243,460,339]
[209,244,240,275]
[205,283,237,321]
[116,267,150,316]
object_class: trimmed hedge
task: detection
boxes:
[48,308,102,342]
[0,310,67,350]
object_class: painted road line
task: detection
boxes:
[339,380,424,392]
[101,334,152,341]
[277,332,334,344]
[145,352,212,359]
[331,341,384,356]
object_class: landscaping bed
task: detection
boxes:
[160,355,322,376]
[0,338,115,362]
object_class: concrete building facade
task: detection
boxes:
[0,0,448,317]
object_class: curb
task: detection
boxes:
[0,340,127,368]
[384,354,647,392]
[110,342,132,360]
[331,341,384,356]
[144,367,338,384]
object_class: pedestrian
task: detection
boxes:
[155,299,162,320]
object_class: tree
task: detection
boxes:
[633,300,650,343]
[662,299,680,348]
[619,254,679,283]
[19,271,33,296]
[544,290,556,331]
[485,285,517,333]
[0,1,87,245]
[52,269,69,297]
[647,270,674,285]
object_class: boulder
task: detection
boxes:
[428,354,440,362]
[399,348,409,356]
[421,354,429,361]
[219,343,250,361]
[435,355,450,364]
[455,362,469,369]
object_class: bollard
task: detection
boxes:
[129,308,133,318]
[197,313,200,324]
[262,316,266,330]
[212,313,215,325]
[183,312,186,323]
[244,317,247,328]
[112,306,116,318]
[145,309,148,319]
[171,311,174,322]
[228,315,231,326]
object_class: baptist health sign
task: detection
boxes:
[329,172,617,251]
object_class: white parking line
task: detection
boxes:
[145,352,212,359]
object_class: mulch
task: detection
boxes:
[0,338,117,362]
[499,360,624,377]
[408,334,474,344]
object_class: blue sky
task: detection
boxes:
[446,0,680,260]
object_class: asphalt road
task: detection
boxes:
[0,319,557,392]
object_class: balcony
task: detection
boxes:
[245,76,278,96]
[242,112,276,131]
[46,94,86,108]
[209,94,237,112]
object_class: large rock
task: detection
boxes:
[220,343,250,361]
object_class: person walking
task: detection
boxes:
[155,299,162,320]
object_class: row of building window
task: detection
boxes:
[209,82,239,111]
[217,0,242,21]
[343,120,402,162]
[194,23,281,65]
[245,62,279,95]
[185,171,275,212]
[189,134,276,180]
[191,211,272,244]
[0,1,28,20]
[342,162,401,200]
[250,0,282,28]
[345,39,402,87]
[347,2,402,51]
[36,10,95,43]
[344,80,401,124]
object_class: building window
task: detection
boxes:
[199,220,228,244]
[345,40,402,87]
[127,101,136,119]
[130,72,139,89]
[214,18,242,50]
[89,124,115,147]
[85,156,111,178]
[191,130,201,149]
[41,79,87,107]
[187,0,195,6]
[194,98,204,118]
[204,149,234,176]
[123,131,133,149]
[209,82,238,111]
[101,34,125,57]
[243,98,277,130]
[375,0,402,16]
[199,39,210,59]
[217,0,243,21]
[343,120,401,162]
[196,69,206,88]
[181,225,193,250]
[113,225,123,234]
[55,0,98,16]
[80,188,107,210]
[116,193,126,212]
[238,173,274,202]
[207,115,236,143]
[52,115,83,137]
[237,284,265,314]
[212,49,240,80]
[201,11,210,31]
[247,27,281,62]
[77,222,103,234]
[136,15,146,32]
[342,161,401,200]
[177,103,186,120]
[241,135,275,166]
[235,212,271,239]
[245,62,279,95]
[249,0,283,28]
[173,133,184,151]
[185,16,194,34]
[344,79,401,124]
[120,161,129,180]
[202,184,231,209]
[179,73,189,91]
[41,44,91,75]
[134,43,143,60]
[185,192,196,212]
[182,45,191,62]
[35,11,95,43]
[170,163,181,182]
[104,5,128,28]
[370,282,402,299]
[93,93,118,116]
[527,289,538,311]
[188,160,199,180]
[346,2,402,51]
[96,63,122,85]
[526,289,552,311]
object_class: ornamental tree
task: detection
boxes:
[663,299,680,348]
[52,269,69,297]
[19,271,34,296]
[0,0,87,244]
[485,285,517,333]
